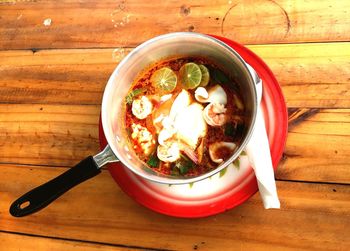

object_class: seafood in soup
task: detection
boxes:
[124,57,246,177]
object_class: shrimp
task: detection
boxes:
[132,96,153,119]
[157,142,180,162]
[203,103,227,126]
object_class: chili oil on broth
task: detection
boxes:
[124,56,246,178]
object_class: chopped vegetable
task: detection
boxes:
[197,138,204,163]
[182,148,199,164]
[125,88,146,105]
[233,94,244,110]
[179,153,190,161]
[210,67,230,84]
[171,167,180,176]
[224,123,235,137]
[147,152,160,168]
[175,154,194,174]
[235,123,244,139]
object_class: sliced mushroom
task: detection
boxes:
[209,142,237,163]
[195,85,227,105]
[203,103,227,127]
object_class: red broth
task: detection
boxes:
[124,57,245,177]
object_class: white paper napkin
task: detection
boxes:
[245,106,281,209]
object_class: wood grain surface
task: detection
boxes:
[1,0,349,250]
[0,0,349,49]
[1,42,349,107]
[0,232,134,251]
[1,164,349,251]
[0,104,349,184]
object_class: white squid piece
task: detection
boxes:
[195,85,227,105]
[174,103,207,150]
[209,142,237,163]
[169,90,191,120]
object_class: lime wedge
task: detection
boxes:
[151,67,177,92]
[199,64,210,87]
[179,63,202,89]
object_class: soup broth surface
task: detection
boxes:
[124,57,245,177]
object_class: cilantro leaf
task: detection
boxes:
[147,153,159,168]
[175,155,194,175]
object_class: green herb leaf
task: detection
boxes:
[125,88,146,105]
[210,67,230,84]
[147,153,159,168]
[189,182,194,188]
[175,155,194,175]
[233,94,244,110]
[240,151,247,156]
[171,168,180,176]
[224,123,235,137]
[219,167,228,177]
[178,163,189,175]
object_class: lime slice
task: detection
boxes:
[199,64,210,87]
[179,63,202,89]
[151,67,177,92]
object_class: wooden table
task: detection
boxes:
[1,1,349,250]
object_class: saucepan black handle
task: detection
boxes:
[10,156,101,217]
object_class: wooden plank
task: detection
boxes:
[1,164,349,250]
[277,108,350,184]
[0,49,120,105]
[0,232,136,251]
[0,0,349,49]
[0,104,349,184]
[250,42,350,108]
[1,42,349,107]
[0,104,100,166]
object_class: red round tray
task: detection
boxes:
[99,35,288,218]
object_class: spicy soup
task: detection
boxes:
[124,57,245,177]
